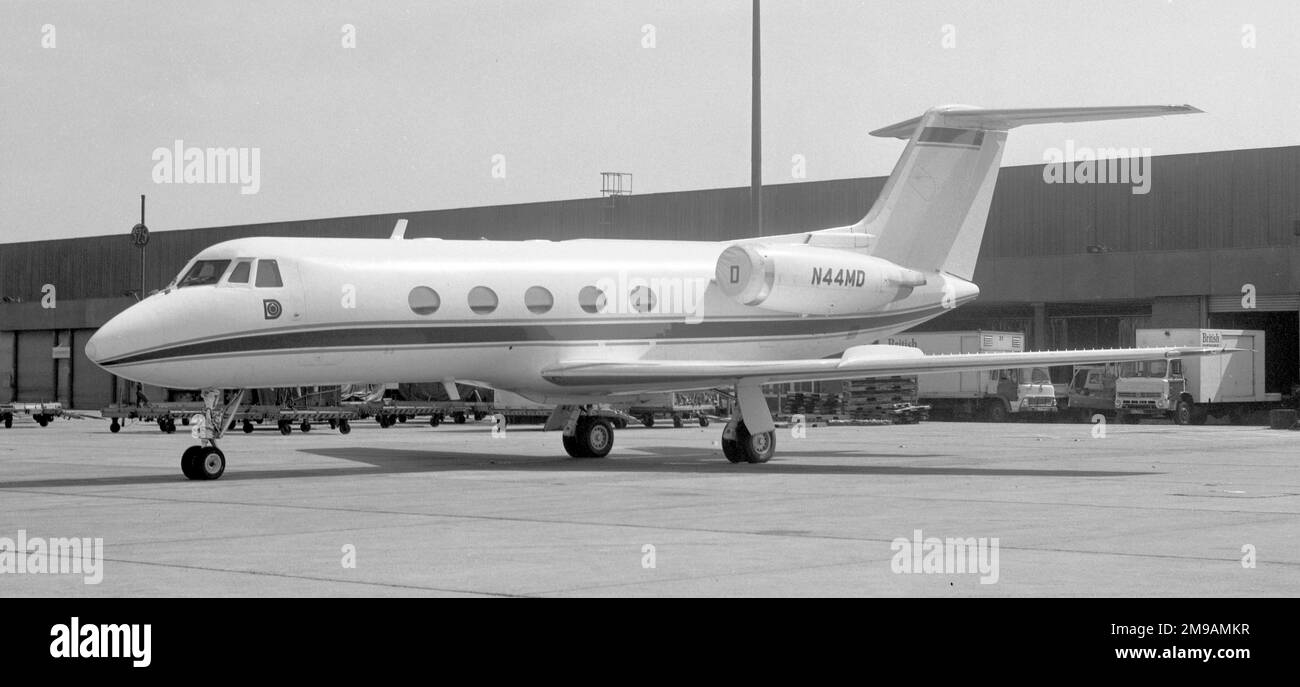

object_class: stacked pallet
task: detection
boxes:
[843,376,922,422]
[781,392,844,417]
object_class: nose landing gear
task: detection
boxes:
[181,388,245,481]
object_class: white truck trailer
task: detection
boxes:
[1114,328,1277,424]
[885,331,1058,421]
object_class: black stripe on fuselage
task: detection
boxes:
[98,302,966,367]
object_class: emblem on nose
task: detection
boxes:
[263,299,283,320]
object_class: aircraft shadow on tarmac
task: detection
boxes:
[0,446,1160,489]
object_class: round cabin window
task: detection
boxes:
[408,286,441,315]
[578,286,607,314]
[629,285,656,313]
[468,286,499,314]
[525,286,554,314]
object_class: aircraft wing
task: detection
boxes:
[541,345,1228,390]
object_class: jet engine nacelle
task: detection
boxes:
[715,243,928,315]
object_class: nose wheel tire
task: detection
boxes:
[721,421,775,464]
[563,417,615,458]
[181,446,226,481]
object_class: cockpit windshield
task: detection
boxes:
[177,260,231,288]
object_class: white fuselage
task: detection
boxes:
[86,236,978,401]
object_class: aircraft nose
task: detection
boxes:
[85,302,144,368]
[85,314,125,367]
[84,330,101,363]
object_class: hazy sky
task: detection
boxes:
[2,0,1298,242]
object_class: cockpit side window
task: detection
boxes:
[255,259,283,288]
[178,260,232,288]
[227,260,253,284]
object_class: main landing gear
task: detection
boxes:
[720,418,776,464]
[180,388,245,481]
[553,383,777,464]
[556,406,616,458]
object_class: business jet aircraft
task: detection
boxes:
[88,104,1209,480]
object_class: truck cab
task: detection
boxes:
[1113,359,1197,424]
[989,366,1058,419]
[1066,364,1122,418]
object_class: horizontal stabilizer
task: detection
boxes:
[870,105,1202,139]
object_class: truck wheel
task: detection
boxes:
[1173,400,1192,425]
[983,400,1009,423]
[672,414,683,428]
[641,414,654,428]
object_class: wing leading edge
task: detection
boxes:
[541,345,1229,391]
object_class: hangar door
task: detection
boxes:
[15,330,54,402]
[73,329,115,409]
[1208,295,1298,395]
[0,332,13,403]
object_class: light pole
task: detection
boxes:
[751,0,762,237]
[130,195,149,297]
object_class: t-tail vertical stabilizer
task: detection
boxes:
[854,105,1202,280]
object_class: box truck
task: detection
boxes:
[885,331,1058,421]
[1113,329,1277,424]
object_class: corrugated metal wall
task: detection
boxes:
[0,332,13,403]
[15,330,53,401]
[2,146,1297,303]
[72,328,115,409]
